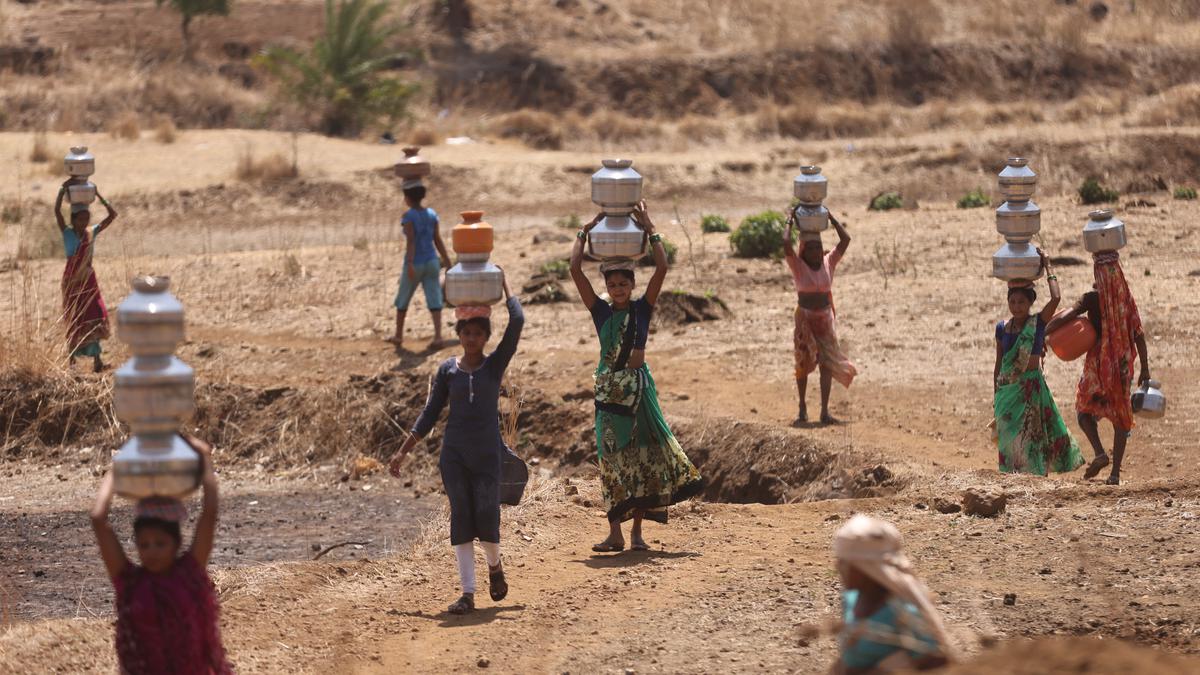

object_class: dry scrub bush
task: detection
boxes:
[677,115,727,143]
[153,114,178,143]
[490,109,563,150]
[29,131,50,163]
[588,110,651,142]
[235,145,299,182]
[408,126,439,146]
[1058,94,1128,123]
[1131,83,1200,126]
[886,0,941,54]
[108,111,141,140]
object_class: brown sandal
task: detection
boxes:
[447,593,475,615]
[1084,454,1110,479]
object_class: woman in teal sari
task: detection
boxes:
[993,249,1084,475]
[569,201,704,552]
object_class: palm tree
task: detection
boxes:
[155,0,232,59]
[258,0,416,137]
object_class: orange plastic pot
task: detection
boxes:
[452,210,494,255]
[1046,312,1097,361]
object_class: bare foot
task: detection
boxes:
[630,537,650,551]
[1105,473,1121,486]
[792,407,808,427]
[820,412,840,425]
[385,335,403,345]
[1084,454,1110,479]
[591,537,625,553]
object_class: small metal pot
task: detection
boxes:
[591,159,643,214]
[64,146,95,178]
[395,146,431,180]
[445,260,504,306]
[1131,379,1165,419]
[792,165,828,206]
[995,199,1041,242]
[992,241,1043,281]
[117,276,186,357]
[1082,209,1127,253]
[113,356,196,432]
[997,157,1037,203]
[587,215,647,260]
[112,434,201,499]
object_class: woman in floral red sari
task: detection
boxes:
[55,180,118,372]
[1047,251,1151,485]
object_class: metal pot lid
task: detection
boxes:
[66,146,94,160]
[593,159,642,183]
[998,158,1037,184]
[1085,209,1124,227]
[996,200,1041,215]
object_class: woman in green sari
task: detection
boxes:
[569,201,704,552]
[993,249,1084,476]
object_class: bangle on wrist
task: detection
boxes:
[576,229,586,240]
[1047,274,1058,281]
[649,233,662,244]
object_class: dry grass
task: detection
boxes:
[677,115,728,143]
[28,131,50,163]
[235,144,299,182]
[886,0,941,54]
[408,126,439,146]
[107,111,141,141]
[1130,83,1200,127]
[153,114,178,144]
[489,109,564,150]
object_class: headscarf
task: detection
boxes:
[599,259,637,275]
[454,305,492,320]
[135,496,188,523]
[1084,251,1142,429]
[834,515,953,657]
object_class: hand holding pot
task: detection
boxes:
[584,212,604,233]
[632,200,654,235]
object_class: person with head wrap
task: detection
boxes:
[388,179,453,349]
[832,515,952,673]
[783,210,856,426]
[1047,251,1151,485]
[90,435,232,674]
[54,179,118,372]
[992,249,1084,475]
[569,201,704,553]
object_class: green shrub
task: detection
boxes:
[869,192,904,211]
[640,236,678,266]
[1173,186,1197,200]
[554,214,581,230]
[956,187,989,209]
[700,214,730,233]
[729,211,786,258]
[1078,178,1118,205]
[538,259,570,279]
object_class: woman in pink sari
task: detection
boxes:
[54,180,118,372]
[91,435,232,674]
[783,212,857,425]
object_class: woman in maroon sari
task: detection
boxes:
[55,180,118,372]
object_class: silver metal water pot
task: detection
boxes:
[998,158,1036,202]
[992,241,1043,281]
[66,181,97,205]
[591,159,643,214]
[995,200,1041,242]
[445,259,504,306]
[64,146,95,178]
[395,146,431,180]
[587,215,648,260]
[1082,209,1127,253]
[112,434,202,500]
[792,166,828,206]
[1131,379,1165,419]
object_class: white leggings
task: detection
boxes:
[454,541,501,594]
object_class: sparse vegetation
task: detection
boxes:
[555,214,582,230]
[640,236,678,266]
[236,145,299,182]
[956,187,989,209]
[700,214,730,233]
[491,110,562,150]
[257,0,416,137]
[153,115,178,143]
[869,192,904,211]
[1,201,23,224]
[1078,178,1118,205]
[538,259,570,279]
[108,112,141,140]
[1174,186,1197,200]
[155,0,232,58]
[730,211,786,258]
[29,132,50,163]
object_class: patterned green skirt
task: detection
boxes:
[595,364,704,523]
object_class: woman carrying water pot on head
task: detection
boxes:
[55,179,118,372]
[569,200,704,554]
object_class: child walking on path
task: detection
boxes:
[389,183,452,349]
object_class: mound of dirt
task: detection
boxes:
[940,636,1200,674]
[651,291,732,326]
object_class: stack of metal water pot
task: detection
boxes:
[64,146,98,206]
[992,158,1044,282]
[587,159,647,259]
[111,276,200,500]
[395,146,431,188]
[793,165,830,241]
[1082,209,1127,253]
